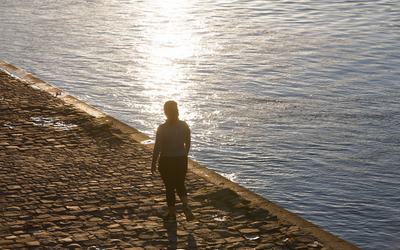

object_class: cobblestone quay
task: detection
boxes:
[0,64,361,250]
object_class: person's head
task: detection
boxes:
[164,100,179,123]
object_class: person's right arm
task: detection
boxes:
[151,127,163,175]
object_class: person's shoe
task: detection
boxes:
[163,213,176,222]
[183,206,195,222]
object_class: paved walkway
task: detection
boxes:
[0,69,332,250]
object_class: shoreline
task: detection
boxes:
[0,59,361,250]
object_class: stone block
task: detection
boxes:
[260,223,280,233]
[25,241,41,247]
[239,228,260,234]
[296,235,316,243]
[225,236,245,243]
[7,185,22,190]
[59,237,73,244]
[67,243,82,249]
[0,239,15,245]
[2,243,25,249]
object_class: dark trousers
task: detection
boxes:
[158,155,188,207]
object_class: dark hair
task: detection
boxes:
[164,100,179,124]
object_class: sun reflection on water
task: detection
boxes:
[122,0,220,130]
[135,0,200,105]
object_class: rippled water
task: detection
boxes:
[1,1,400,249]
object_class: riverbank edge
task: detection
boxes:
[0,58,361,250]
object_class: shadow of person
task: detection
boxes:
[163,221,178,248]
[187,234,198,248]
[162,222,199,249]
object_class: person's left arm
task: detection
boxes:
[184,126,191,155]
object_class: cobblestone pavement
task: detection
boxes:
[0,70,330,250]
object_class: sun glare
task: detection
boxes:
[135,0,198,99]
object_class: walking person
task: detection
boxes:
[151,100,195,222]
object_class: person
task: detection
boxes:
[151,100,195,222]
